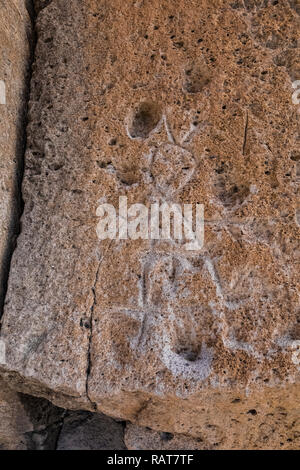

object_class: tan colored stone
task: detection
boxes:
[0,377,33,450]
[125,424,208,450]
[0,376,126,450]
[0,0,32,308]
[0,377,65,450]
[125,392,300,450]
[0,0,299,448]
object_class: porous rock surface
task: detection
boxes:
[0,0,32,308]
[125,398,300,450]
[125,424,209,450]
[0,0,128,451]
[0,0,299,449]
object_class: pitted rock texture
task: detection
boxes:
[125,392,300,450]
[0,0,32,309]
[0,0,299,446]
[125,424,208,450]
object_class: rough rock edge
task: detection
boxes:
[0,1,298,449]
[0,1,33,316]
[0,0,94,411]
[0,0,92,416]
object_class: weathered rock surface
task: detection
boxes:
[125,396,300,450]
[0,0,299,448]
[0,377,65,450]
[57,410,126,450]
[125,424,208,450]
[0,376,126,450]
[0,0,32,309]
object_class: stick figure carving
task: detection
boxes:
[123,103,212,377]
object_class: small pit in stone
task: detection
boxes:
[247,409,257,416]
[127,101,162,139]
[175,346,201,362]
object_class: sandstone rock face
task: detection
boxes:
[0,376,126,450]
[0,0,32,308]
[0,377,65,450]
[125,396,300,450]
[125,424,207,451]
[0,0,299,448]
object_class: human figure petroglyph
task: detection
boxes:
[123,107,212,372]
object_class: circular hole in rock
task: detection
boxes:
[127,101,162,139]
